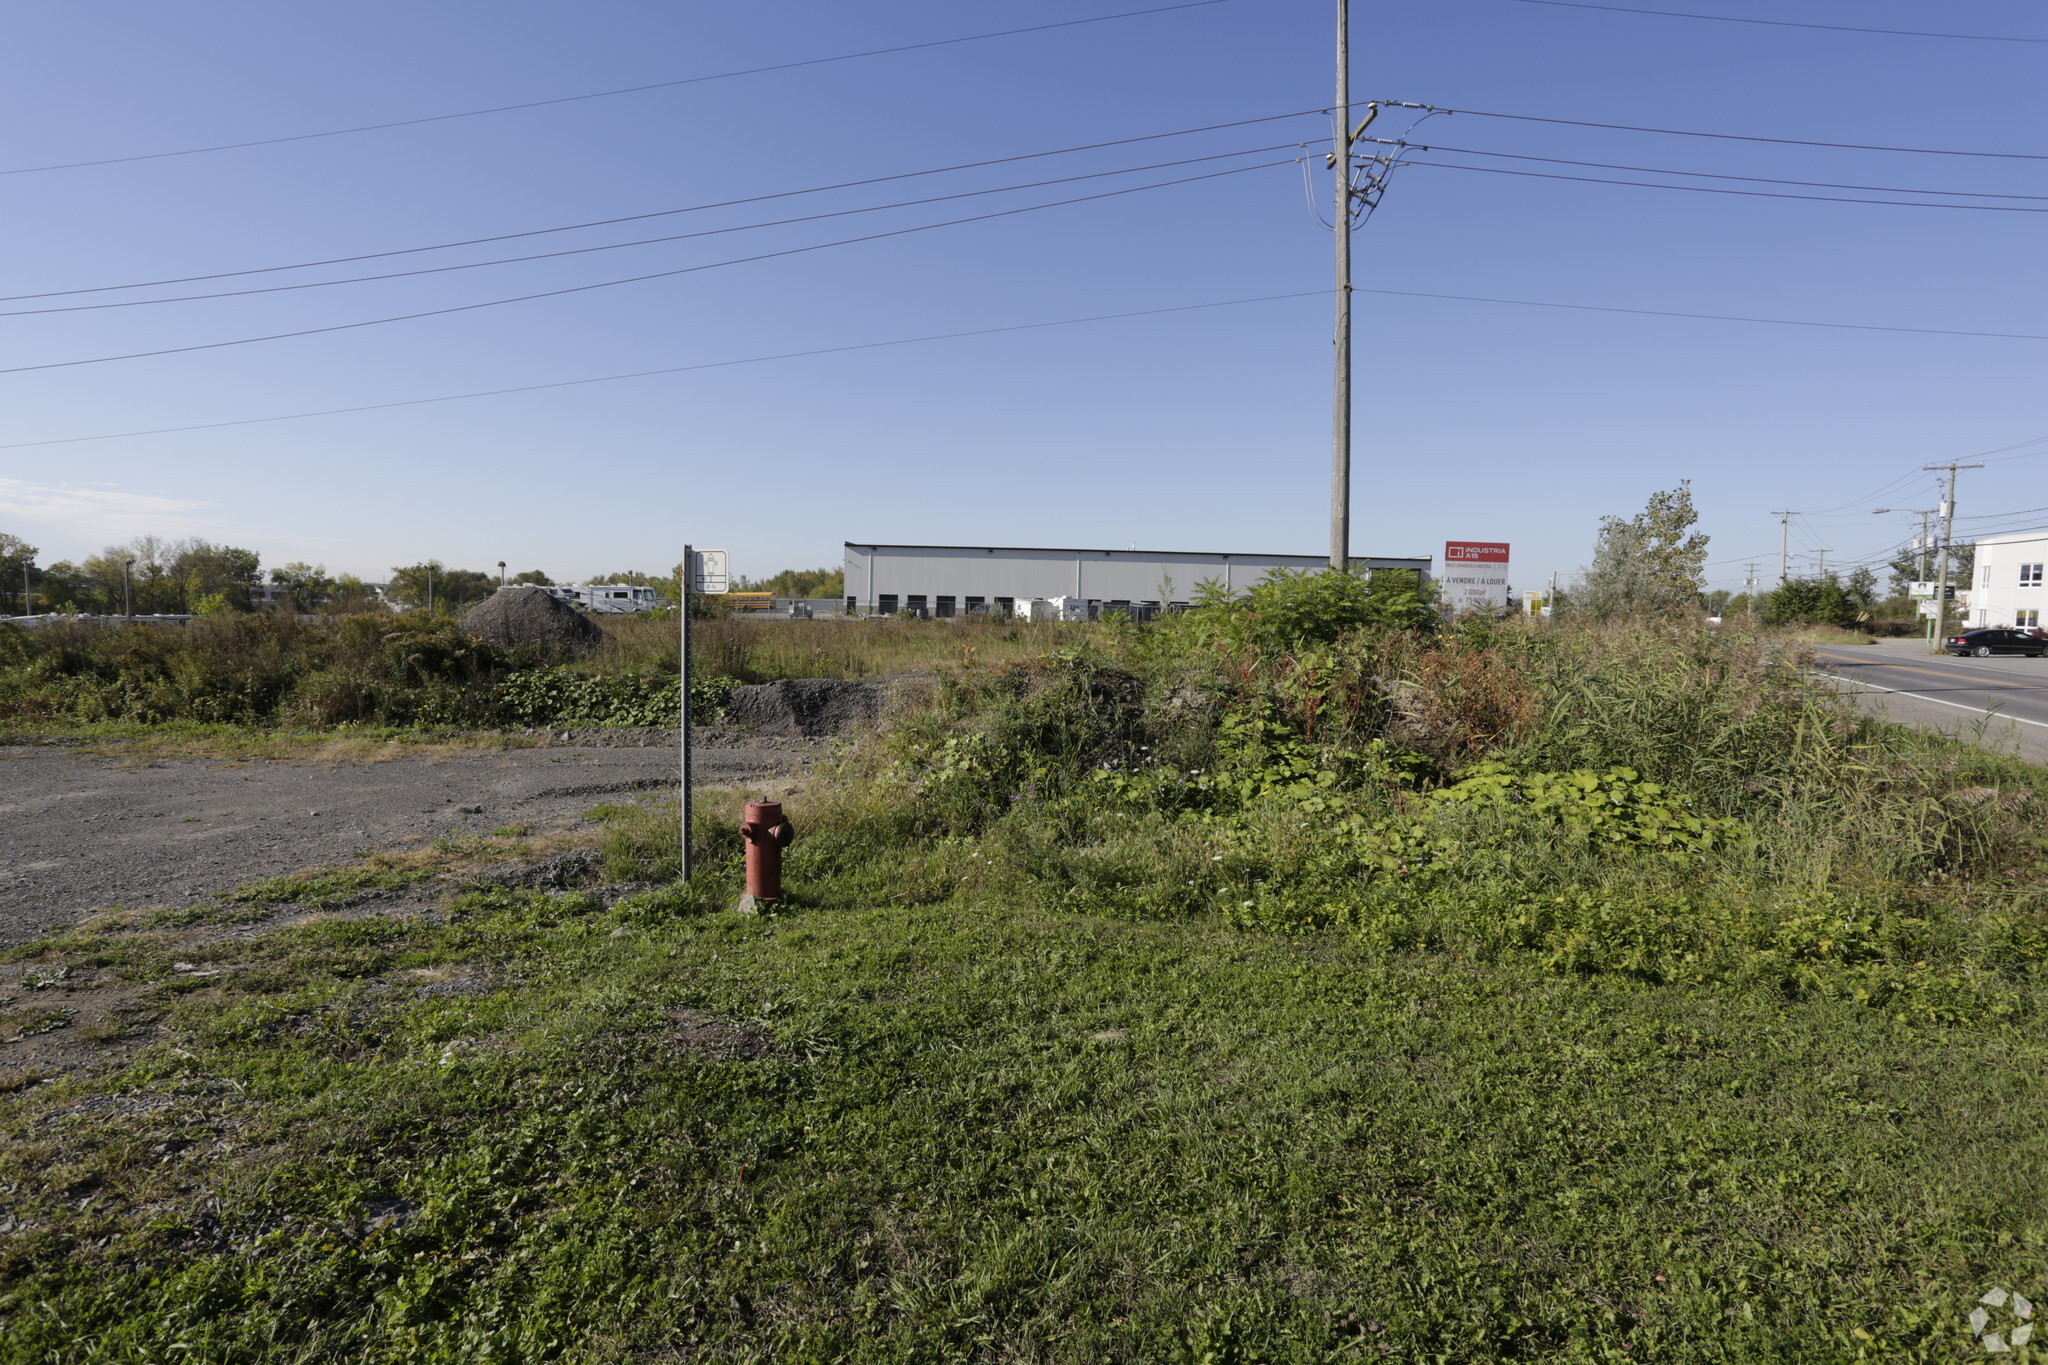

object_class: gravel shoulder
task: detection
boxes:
[0,727,817,948]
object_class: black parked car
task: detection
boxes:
[1944,628,2048,658]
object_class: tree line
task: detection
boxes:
[2,531,847,617]
[1557,483,1970,631]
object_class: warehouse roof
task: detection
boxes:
[846,541,1431,562]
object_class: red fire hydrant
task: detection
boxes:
[737,799,796,912]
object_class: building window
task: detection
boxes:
[2020,609,2042,628]
[994,596,1015,617]
[2021,563,2044,588]
[878,594,899,615]
[907,595,927,617]
[845,596,856,614]
[935,596,955,618]
[965,596,986,615]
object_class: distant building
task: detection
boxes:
[1969,530,2048,629]
[842,542,1432,619]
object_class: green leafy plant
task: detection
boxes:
[1427,760,1744,858]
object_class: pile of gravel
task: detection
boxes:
[724,679,884,737]
[460,586,601,653]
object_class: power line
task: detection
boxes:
[1799,470,1931,518]
[1954,520,2048,541]
[0,144,1304,318]
[1795,439,2048,530]
[0,290,1328,451]
[1353,285,2048,342]
[0,161,1290,376]
[1958,505,2048,523]
[1400,156,2048,212]
[1980,436,2048,463]
[1385,101,2048,161]
[1503,0,2048,44]
[1388,141,2048,202]
[11,277,2043,444]
[4,110,1322,304]
[0,1,1237,178]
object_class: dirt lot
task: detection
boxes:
[0,727,814,949]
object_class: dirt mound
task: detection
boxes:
[459,586,600,653]
[724,679,883,737]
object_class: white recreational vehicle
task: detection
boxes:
[536,583,664,614]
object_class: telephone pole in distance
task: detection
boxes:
[1771,511,1800,585]
[1925,461,1984,652]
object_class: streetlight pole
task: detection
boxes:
[497,561,506,587]
[121,558,134,619]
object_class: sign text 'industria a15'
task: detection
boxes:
[1441,541,1510,613]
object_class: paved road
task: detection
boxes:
[1809,640,2048,764]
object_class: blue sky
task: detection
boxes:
[3,0,2042,594]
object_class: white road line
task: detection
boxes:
[1813,671,2048,730]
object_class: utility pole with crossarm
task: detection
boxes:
[1925,461,1984,652]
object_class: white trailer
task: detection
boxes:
[574,583,663,614]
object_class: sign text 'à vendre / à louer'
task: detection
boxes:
[1442,542,1510,612]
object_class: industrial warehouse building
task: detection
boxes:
[843,542,1433,618]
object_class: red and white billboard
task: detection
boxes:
[1442,541,1510,612]
[1444,541,1510,564]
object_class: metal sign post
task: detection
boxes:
[679,547,729,883]
[680,543,692,883]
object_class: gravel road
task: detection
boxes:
[0,728,814,948]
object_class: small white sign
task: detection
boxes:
[1909,581,1937,600]
[689,548,729,595]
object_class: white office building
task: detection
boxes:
[1970,530,2048,629]
[842,542,1433,618]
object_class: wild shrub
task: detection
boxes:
[493,669,732,728]
[1424,761,1743,858]
[832,603,2048,1023]
[1156,566,1436,656]
[878,650,1146,834]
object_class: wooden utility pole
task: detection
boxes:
[1329,0,1352,571]
[680,543,693,881]
[1925,461,1983,651]
[1771,511,1798,585]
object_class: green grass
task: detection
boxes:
[0,717,544,760]
[4,886,2043,1362]
[595,612,1090,683]
[8,615,2048,1361]
[0,612,1077,737]
[222,867,432,909]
